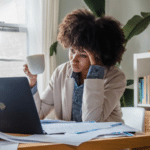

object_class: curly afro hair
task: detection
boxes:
[57,8,126,67]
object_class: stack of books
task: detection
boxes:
[139,75,150,104]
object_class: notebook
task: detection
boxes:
[0,77,43,134]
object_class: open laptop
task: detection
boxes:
[0,77,43,134]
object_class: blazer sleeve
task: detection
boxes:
[33,69,58,120]
[82,68,126,122]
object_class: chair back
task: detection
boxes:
[121,107,145,132]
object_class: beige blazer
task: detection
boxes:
[34,61,126,123]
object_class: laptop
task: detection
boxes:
[0,77,43,134]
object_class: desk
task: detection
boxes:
[16,132,150,150]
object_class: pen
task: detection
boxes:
[75,128,100,134]
[75,122,123,134]
[123,132,134,136]
[111,132,134,136]
[110,122,122,127]
[111,132,121,135]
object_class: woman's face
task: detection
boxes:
[69,47,91,73]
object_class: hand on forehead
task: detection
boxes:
[70,46,87,53]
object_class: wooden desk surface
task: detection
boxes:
[7,132,150,150]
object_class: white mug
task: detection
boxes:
[26,54,45,75]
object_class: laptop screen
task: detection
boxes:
[0,77,43,134]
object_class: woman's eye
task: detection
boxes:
[80,54,87,58]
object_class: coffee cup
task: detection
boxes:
[26,54,45,75]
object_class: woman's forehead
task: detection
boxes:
[70,46,86,53]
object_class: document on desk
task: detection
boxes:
[0,141,19,150]
[0,123,140,146]
[41,119,76,124]
[41,122,120,134]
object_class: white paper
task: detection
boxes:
[41,119,76,124]
[0,124,139,146]
[0,131,104,146]
[0,132,37,143]
[95,124,139,136]
[0,141,19,150]
[42,122,119,134]
[97,134,127,139]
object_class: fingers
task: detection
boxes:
[84,49,103,66]
[23,64,31,76]
[23,64,28,67]
[85,50,97,65]
[23,64,28,71]
[23,64,37,80]
[24,70,31,76]
[84,49,90,55]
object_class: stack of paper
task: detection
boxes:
[41,122,117,134]
[0,121,140,149]
[0,141,19,150]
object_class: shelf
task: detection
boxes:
[134,52,150,59]
[138,104,150,107]
[134,52,150,108]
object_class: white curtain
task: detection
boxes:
[0,0,59,96]
[42,0,59,92]
[26,0,43,94]
[26,0,43,56]
[26,0,59,94]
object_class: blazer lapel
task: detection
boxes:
[62,64,74,121]
[62,78,74,121]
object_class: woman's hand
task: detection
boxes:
[23,64,37,88]
[84,50,103,66]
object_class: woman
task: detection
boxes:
[23,8,126,122]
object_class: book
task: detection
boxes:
[139,77,143,104]
[138,76,150,104]
[148,75,150,104]
[138,81,141,103]
[143,76,147,104]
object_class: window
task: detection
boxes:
[0,0,28,77]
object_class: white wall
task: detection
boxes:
[56,0,150,88]
[106,0,150,88]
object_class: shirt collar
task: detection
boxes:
[71,71,81,86]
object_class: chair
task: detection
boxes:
[145,110,150,133]
[121,107,145,132]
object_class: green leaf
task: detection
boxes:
[115,62,120,68]
[122,13,150,44]
[123,88,134,107]
[141,12,150,18]
[83,0,105,17]
[120,95,126,107]
[126,79,134,86]
[50,41,58,56]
